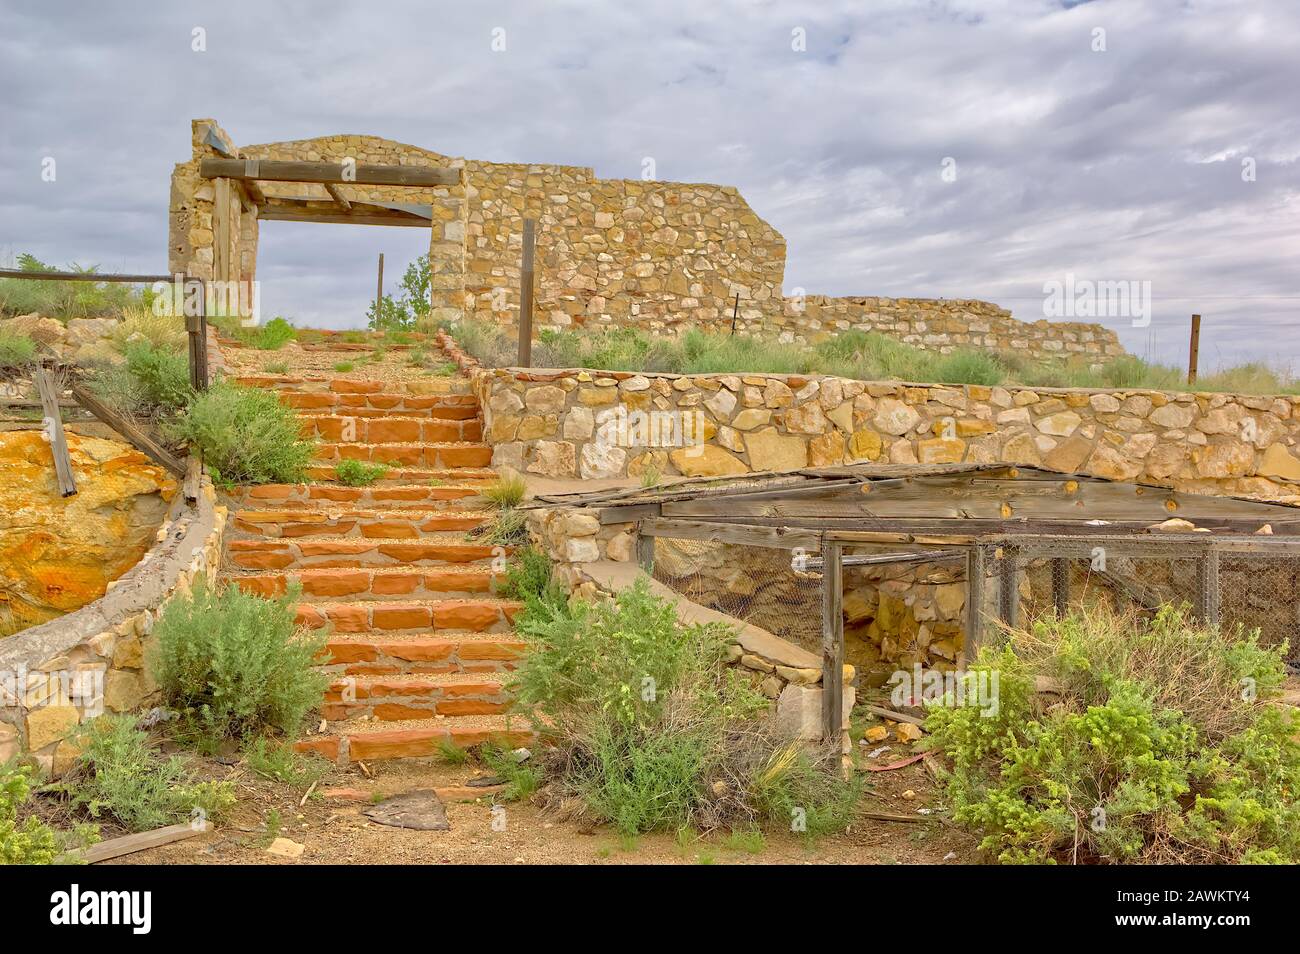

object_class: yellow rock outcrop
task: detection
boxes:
[0,431,175,635]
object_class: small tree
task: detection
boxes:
[366,256,431,331]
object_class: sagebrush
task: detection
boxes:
[167,381,316,485]
[151,578,329,750]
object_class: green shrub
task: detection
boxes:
[334,459,388,486]
[480,744,542,802]
[123,341,192,411]
[151,578,329,750]
[1,763,83,864]
[167,381,316,484]
[499,547,563,604]
[68,715,234,832]
[0,331,37,371]
[333,361,355,373]
[925,605,1299,864]
[512,579,859,836]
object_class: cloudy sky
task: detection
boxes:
[1,0,1296,370]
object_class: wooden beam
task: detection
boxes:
[256,206,433,228]
[518,218,536,367]
[238,177,266,208]
[70,382,187,478]
[821,537,844,743]
[638,518,820,551]
[33,369,76,496]
[213,177,232,285]
[324,181,352,212]
[1188,314,1202,385]
[199,157,458,187]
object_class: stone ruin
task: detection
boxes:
[170,119,1123,362]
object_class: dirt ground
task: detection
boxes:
[86,746,978,866]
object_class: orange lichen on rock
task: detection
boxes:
[0,431,176,635]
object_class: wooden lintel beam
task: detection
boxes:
[256,208,431,228]
[323,182,352,212]
[199,157,458,187]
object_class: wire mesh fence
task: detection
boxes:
[981,536,1300,666]
[648,535,824,656]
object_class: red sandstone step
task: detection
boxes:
[303,464,496,483]
[320,633,527,676]
[231,508,489,539]
[295,716,534,764]
[314,441,493,469]
[235,374,473,396]
[298,414,482,444]
[295,598,522,635]
[320,672,512,722]
[228,482,488,510]
[228,538,509,570]
[236,566,499,600]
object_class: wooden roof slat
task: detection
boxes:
[199,157,458,187]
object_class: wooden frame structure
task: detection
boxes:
[198,157,457,229]
[0,267,202,480]
[536,462,1300,739]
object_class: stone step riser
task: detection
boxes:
[236,569,499,600]
[299,416,483,444]
[236,375,473,398]
[231,512,488,539]
[295,726,534,765]
[281,391,479,417]
[316,443,493,469]
[320,637,525,677]
[321,680,510,722]
[229,484,486,510]
[229,540,507,570]
[295,600,521,635]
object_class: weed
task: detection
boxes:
[1,763,97,864]
[0,331,38,372]
[483,472,527,509]
[333,361,355,373]
[499,547,563,604]
[260,808,282,847]
[67,715,234,832]
[436,740,470,765]
[244,737,329,787]
[122,340,192,411]
[264,361,289,375]
[482,508,528,546]
[334,459,389,486]
[724,827,766,854]
[480,744,542,802]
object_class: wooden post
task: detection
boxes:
[997,546,1019,629]
[821,538,844,743]
[1051,557,1070,616]
[636,529,655,573]
[1188,314,1201,385]
[962,545,986,669]
[376,253,384,315]
[1197,544,1221,628]
[730,293,740,333]
[185,275,208,393]
[33,369,76,496]
[518,218,536,367]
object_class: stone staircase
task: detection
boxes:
[221,362,532,765]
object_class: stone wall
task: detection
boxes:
[170,119,1120,363]
[444,334,1300,503]
[0,477,227,774]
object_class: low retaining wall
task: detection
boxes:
[0,477,227,774]
[439,333,1300,503]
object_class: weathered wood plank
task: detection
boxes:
[638,518,820,550]
[77,821,206,864]
[821,538,844,743]
[70,382,187,478]
[323,181,352,211]
[199,157,459,187]
[33,369,76,496]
